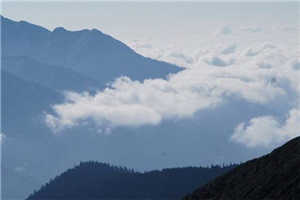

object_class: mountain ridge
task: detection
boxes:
[26,162,236,200]
[1,15,181,83]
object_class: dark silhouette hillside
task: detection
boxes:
[184,136,300,200]
[26,162,236,200]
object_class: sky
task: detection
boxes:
[2,1,298,47]
[1,1,300,168]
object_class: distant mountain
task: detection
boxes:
[1,70,63,139]
[26,162,235,200]
[184,136,300,200]
[1,166,41,200]
[1,15,180,199]
[2,56,104,92]
[1,16,181,84]
[1,70,66,198]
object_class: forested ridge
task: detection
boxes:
[27,162,236,199]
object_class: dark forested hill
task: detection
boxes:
[183,136,300,200]
[26,162,236,200]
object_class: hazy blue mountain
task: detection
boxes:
[1,70,63,139]
[26,162,236,200]
[1,16,180,83]
[2,56,104,92]
[1,70,64,199]
[1,166,41,200]
[1,15,180,200]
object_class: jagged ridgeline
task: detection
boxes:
[26,162,235,200]
[184,136,300,200]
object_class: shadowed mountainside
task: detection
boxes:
[26,162,236,200]
[183,136,300,200]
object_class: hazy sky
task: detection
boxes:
[2,1,298,50]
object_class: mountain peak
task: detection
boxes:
[2,16,180,83]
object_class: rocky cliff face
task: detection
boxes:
[184,136,300,200]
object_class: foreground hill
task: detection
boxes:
[184,136,300,200]
[26,162,235,199]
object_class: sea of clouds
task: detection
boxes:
[45,24,299,149]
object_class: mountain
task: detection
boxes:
[183,136,300,200]
[2,56,104,92]
[1,15,180,199]
[1,70,63,139]
[1,166,41,200]
[1,70,66,198]
[26,162,236,200]
[1,16,181,84]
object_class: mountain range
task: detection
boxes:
[2,16,180,83]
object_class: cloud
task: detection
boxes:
[46,43,297,134]
[203,55,235,67]
[231,107,300,148]
[221,44,237,55]
[244,43,276,57]
[231,57,300,148]
[231,116,283,148]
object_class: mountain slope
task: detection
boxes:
[1,70,63,139]
[184,136,300,200]
[26,162,236,199]
[2,56,104,92]
[1,16,181,83]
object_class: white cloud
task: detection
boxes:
[231,116,283,148]
[244,43,276,57]
[44,21,299,149]
[203,55,235,67]
[231,56,300,147]
[231,107,300,148]
[46,43,297,134]
[221,44,237,55]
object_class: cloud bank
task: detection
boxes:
[45,24,299,148]
[231,58,300,148]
